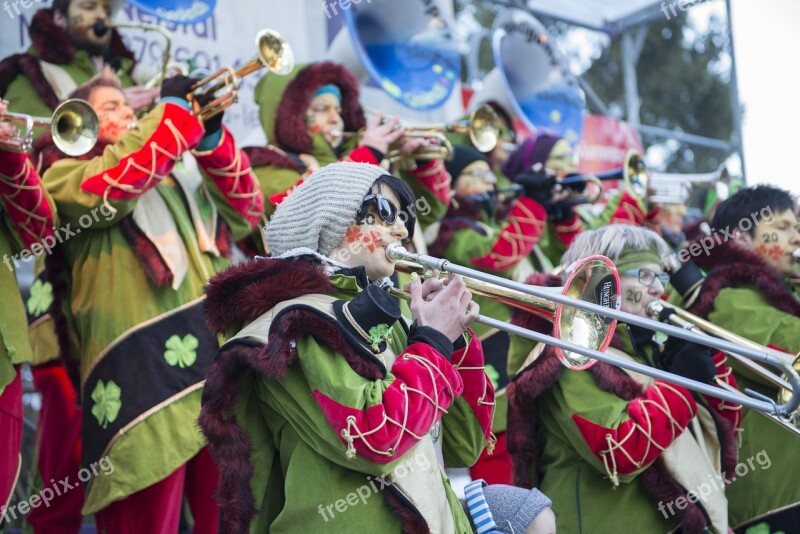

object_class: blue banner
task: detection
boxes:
[126,0,216,24]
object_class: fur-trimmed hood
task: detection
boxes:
[204,255,334,336]
[255,61,365,155]
[0,9,136,107]
[686,234,800,318]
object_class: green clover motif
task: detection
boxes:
[164,334,199,368]
[368,324,393,348]
[484,364,500,391]
[91,380,122,430]
[27,279,54,317]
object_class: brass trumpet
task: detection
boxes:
[1,99,98,156]
[558,149,649,205]
[187,29,293,121]
[384,242,800,418]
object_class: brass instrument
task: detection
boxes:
[1,99,98,156]
[392,255,620,370]
[187,29,293,121]
[333,104,501,165]
[103,22,174,89]
[384,242,800,418]
[558,149,648,205]
[648,300,800,435]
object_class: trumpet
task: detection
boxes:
[558,149,648,205]
[384,242,800,418]
[187,29,293,121]
[648,300,800,435]
[1,99,98,156]
[95,22,174,89]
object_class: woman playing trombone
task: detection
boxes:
[506,224,741,533]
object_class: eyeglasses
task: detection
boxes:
[358,193,398,225]
[621,268,670,287]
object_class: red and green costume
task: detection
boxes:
[199,258,495,532]
[42,101,262,515]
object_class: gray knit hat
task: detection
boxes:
[266,162,389,258]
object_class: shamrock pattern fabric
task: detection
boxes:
[91,379,122,430]
[163,334,199,368]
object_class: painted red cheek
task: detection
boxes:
[755,244,784,261]
[309,124,322,134]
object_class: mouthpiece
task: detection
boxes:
[385,242,408,262]
[792,248,800,263]
[92,21,110,37]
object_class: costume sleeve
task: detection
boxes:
[342,145,381,165]
[547,364,697,484]
[192,127,264,239]
[0,151,56,251]
[441,330,496,467]
[468,197,548,272]
[551,213,582,248]
[592,191,654,228]
[44,102,204,226]
[708,287,800,358]
[704,351,742,432]
[400,160,451,229]
[299,335,464,464]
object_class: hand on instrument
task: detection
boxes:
[659,337,717,383]
[360,113,404,154]
[123,86,161,113]
[407,272,479,342]
[0,100,14,139]
[513,169,556,208]
[160,75,197,102]
[396,136,427,157]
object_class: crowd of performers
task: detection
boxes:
[1,1,799,533]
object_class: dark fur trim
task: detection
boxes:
[242,145,302,173]
[200,306,388,532]
[383,487,431,534]
[118,216,174,287]
[215,218,233,261]
[508,344,716,532]
[0,54,60,110]
[687,237,800,319]
[204,257,333,335]
[274,62,365,155]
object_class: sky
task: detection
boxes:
[726,0,800,195]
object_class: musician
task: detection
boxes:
[199,162,555,533]
[0,0,158,118]
[500,132,583,271]
[0,99,56,521]
[685,184,800,530]
[247,61,451,232]
[507,224,741,533]
[37,70,263,531]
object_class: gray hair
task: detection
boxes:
[560,224,671,267]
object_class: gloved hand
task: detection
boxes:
[159,75,197,101]
[512,170,555,209]
[659,336,717,383]
[192,83,223,137]
[547,200,576,223]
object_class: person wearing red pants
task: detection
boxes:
[0,99,56,522]
[36,70,263,530]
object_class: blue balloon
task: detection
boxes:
[126,0,216,24]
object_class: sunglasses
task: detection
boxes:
[357,193,399,225]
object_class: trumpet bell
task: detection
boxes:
[255,29,294,75]
[467,104,501,153]
[52,99,99,157]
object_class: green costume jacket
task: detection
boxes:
[42,101,261,514]
[507,306,740,533]
[200,257,496,533]
[689,236,800,528]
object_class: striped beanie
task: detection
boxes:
[266,162,388,257]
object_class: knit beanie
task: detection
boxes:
[464,481,552,534]
[266,162,388,258]
[614,242,664,272]
[501,132,562,179]
[445,145,490,186]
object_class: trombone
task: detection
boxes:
[557,149,649,205]
[648,300,800,434]
[1,99,98,156]
[187,29,293,121]
[384,242,800,418]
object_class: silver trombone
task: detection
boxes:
[384,242,800,419]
